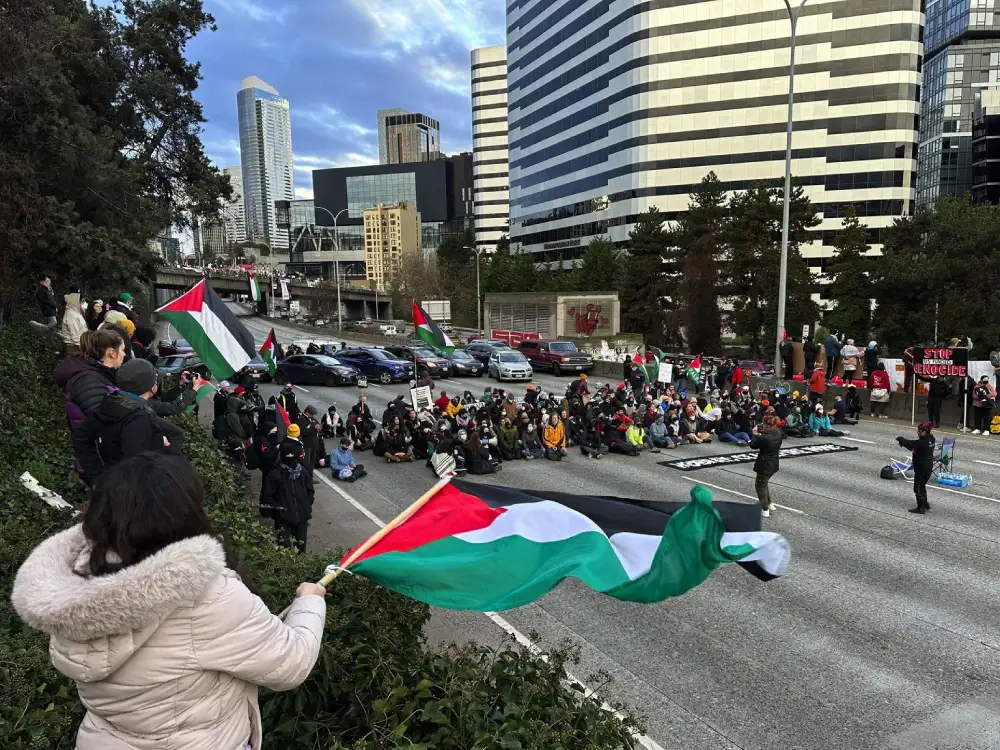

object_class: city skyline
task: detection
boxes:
[190,0,504,200]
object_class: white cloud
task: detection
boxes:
[295,186,314,200]
[209,0,291,24]
[294,152,378,170]
[420,56,471,97]
[348,0,498,54]
[297,106,377,146]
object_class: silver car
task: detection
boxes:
[488,350,533,382]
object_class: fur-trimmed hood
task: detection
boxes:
[12,524,225,644]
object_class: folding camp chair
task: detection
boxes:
[885,436,956,481]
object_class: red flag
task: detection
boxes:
[632,352,644,365]
[275,401,291,429]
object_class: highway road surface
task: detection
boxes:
[232,307,1000,750]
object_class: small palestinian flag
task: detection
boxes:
[648,345,666,363]
[686,354,702,383]
[249,273,262,303]
[185,382,216,414]
[260,328,278,378]
[413,301,454,354]
[631,352,651,383]
[341,481,789,612]
[156,280,256,380]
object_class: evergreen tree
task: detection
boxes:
[668,172,726,355]
[620,207,669,341]
[823,207,873,341]
[723,184,820,356]
[576,236,621,292]
[0,0,230,301]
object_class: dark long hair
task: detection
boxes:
[82,453,255,590]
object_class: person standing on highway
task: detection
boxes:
[840,339,861,384]
[824,332,841,382]
[751,413,783,518]
[808,366,827,407]
[897,422,935,514]
[269,382,300,423]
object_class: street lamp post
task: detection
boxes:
[464,245,482,335]
[775,0,809,371]
[313,206,348,330]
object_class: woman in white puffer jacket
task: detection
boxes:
[12,452,327,750]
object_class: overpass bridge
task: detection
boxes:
[153,268,392,320]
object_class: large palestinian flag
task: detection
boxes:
[342,481,789,611]
[260,328,278,377]
[413,301,455,354]
[249,273,262,303]
[156,280,256,380]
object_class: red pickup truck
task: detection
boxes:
[517,339,594,376]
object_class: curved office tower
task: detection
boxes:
[506,0,922,295]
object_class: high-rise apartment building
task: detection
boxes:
[471,45,510,253]
[237,76,294,252]
[917,1,1000,206]
[222,165,246,243]
[383,112,441,164]
[378,108,409,164]
[506,0,922,288]
[363,202,422,287]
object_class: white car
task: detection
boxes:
[488,350,533,382]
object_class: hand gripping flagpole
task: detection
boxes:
[278,476,453,620]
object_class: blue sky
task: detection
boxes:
[191,0,506,199]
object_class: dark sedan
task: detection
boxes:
[445,348,485,377]
[243,355,273,383]
[274,354,360,387]
[465,340,509,365]
[157,338,194,357]
[386,345,453,378]
[155,353,211,379]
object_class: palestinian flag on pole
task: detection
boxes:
[413,301,455,354]
[341,481,789,612]
[631,352,651,383]
[155,280,256,380]
[185,382,216,414]
[648,345,666,363]
[260,328,278,378]
[249,273,262,303]
[686,354,702,383]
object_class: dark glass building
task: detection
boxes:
[972,88,1000,203]
[311,153,474,254]
[917,0,1000,206]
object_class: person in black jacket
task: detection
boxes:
[74,359,183,481]
[36,275,58,327]
[923,375,950,428]
[269,382,300,422]
[750,414,784,518]
[260,447,314,552]
[295,405,326,472]
[802,335,818,375]
[897,422,935,514]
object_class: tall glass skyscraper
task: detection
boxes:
[506,0,922,292]
[917,0,1000,206]
[237,76,294,252]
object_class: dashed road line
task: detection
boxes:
[681,476,805,514]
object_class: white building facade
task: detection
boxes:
[222,165,247,244]
[237,76,294,253]
[506,0,922,291]
[471,45,510,253]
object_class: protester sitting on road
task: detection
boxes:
[751,414,784,518]
[808,403,847,437]
[832,394,858,426]
[434,390,451,412]
[649,414,677,449]
[382,425,414,463]
[411,419,436,460]
[460,428,500,474]
[579,419,609,459]
[321,404,343,437]
[679,403,713,444]
[74,359,184,481]
[522,422,545,460]
[542,413,568,460]
[498,417,523,460]
[330,437,366,482]
[714,409,751,446]
[782,405,812,438]
[11,453,326,750]
[347,405,375,451]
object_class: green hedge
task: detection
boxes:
[0,321,642,749]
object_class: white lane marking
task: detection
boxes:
[681,477,805,515]
[974,460,1000,467]
[441,379,463,386]
[841,436,876,445]
[312,473,665,750]
[917,481,1000,505]
[294,385,310,393]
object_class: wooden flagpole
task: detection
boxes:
[278,476,453,619]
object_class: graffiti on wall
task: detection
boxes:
[566,302,611,337]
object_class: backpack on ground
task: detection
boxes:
[879,465,897,480]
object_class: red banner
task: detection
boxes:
[490,329,541,347]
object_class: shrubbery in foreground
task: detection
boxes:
[0,321,641,749]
